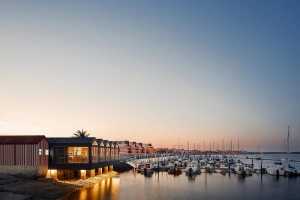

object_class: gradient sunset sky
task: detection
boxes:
[0,1,299,151]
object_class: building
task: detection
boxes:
[117,141,156,158]
[129,142,137,154]
[0,135,48,177]
[117,141,130,159]
[47,137,120,179]
[0,135,153,180]
[145,143,155,154]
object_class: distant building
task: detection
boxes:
[117,141,130,158]
[129,142,137,154]
[145,143,155,154]
[117,141,156,158]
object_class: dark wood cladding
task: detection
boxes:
[48,137,120,170]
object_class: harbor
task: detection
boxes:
[1,1,300,199]
[65,152,300,199]
[68,154,300,200]
[128,153,300,178]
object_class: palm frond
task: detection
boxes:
[73,129,90,138]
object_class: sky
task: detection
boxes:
[0,0,299,151]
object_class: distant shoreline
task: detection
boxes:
[242,152,300,154]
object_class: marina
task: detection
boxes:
[128,153,300,178]
[65,153,300,199]
[1,1,300,199]
[68,158,300,200]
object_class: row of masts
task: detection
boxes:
[173,138,241,152]
[169,126,293,153]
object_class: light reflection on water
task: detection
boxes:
[70,176,120,200]
[68,171,300,200]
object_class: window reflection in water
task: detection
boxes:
[75,177,120,200]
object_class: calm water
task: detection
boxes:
[68,172,300,200]
[68,154,300,200]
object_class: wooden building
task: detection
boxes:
[0,135,48,177]
[47,137,120,179]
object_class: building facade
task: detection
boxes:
[0,135,48,177]
[47,137,120,179]
[0,135,154,179]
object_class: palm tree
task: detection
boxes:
[73,129,90,138]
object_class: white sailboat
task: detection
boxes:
[266,160,285,176]
[185,160,199,176]
[283,126,298,176]
[267,126,298,176]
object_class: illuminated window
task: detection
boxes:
[92,146,98,163]
[67,147,89,163]
[38,149,42,156]
[45,149,49,156]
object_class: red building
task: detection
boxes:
[0,135,48,176]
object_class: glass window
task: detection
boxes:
[54,147,66,164]
[38,149,42,156]
[92,146,98,163]
[45,149,49,156]
[67,147,89,163]
[100,147,105,161]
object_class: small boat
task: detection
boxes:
[234,163,247,176]
[284,164,298,177]
[244,166,253,176]
[205,163,214,173]
[168,164,182,175]
[143,163,154,176]
[185,161,200,176]
[215,164,228,174]
[136,163,145,173]
[266,161,285,176]
[253,165,263,174]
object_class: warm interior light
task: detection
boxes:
[80,169,86,179]
[46,169,57,178]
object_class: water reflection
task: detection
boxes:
[187,175,196,182]
[68,171,300,200]
[69,177,120,200]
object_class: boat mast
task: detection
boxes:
[287,126,290,154]
[237,137,240,153]
[222,138,225,153]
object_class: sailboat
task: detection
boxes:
[283,126,298,176]
[266,159,285,176]
[185,160,200,176]
[267,126,297,176]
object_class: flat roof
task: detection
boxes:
[47,137,97,145]
[0,135,46,144]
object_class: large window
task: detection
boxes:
[106,147,111,161]
[54,147,66,164]
[67,147,89,163]
[92,146,98,163]
[100,146,105,161]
